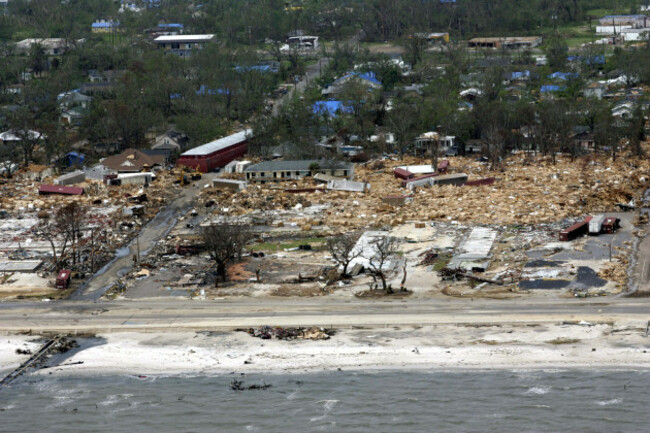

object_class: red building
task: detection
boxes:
[177,129,251,173]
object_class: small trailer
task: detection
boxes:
[559,216,593,241]
[602,217,621,234]
[589,215,606,235]
[393,168,414,180]
[559,221,589,241]
[55,270,72,290]
[464,177,495,187]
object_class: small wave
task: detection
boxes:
[310,400,339,422]
[597,398,622,406]
[524,386,550,395]
[98,394,133,407]
[286,390,298,400]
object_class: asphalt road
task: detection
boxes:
[1,296,649,334]
[272,56,331,116]
[69,174,215,301]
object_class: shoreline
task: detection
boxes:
[3,322,650,377]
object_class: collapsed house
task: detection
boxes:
[245,160,354,184]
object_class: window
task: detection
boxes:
[171,43,180,49]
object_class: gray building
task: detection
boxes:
[244,160,354,184]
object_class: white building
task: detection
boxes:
[620,28,650,41]
[596,25,632,34]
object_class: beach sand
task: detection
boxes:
[3,321,650,377]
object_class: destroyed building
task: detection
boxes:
[244,160,354,184]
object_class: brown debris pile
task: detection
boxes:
[598,255,629,289]
[201,154,648,228]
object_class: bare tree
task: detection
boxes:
[627,105,646,158]
[327,234,362,277]
[364,236,399,293]
[201,224,252,283]
[58,202,88,265]
[36,212,71,271]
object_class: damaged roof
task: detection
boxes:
[101,149,165,172]
[245,160,353,172]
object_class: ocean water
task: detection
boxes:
[1,370,649,432]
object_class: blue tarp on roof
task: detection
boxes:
[540,85,566,93]
[313,101,353,117]
[567,55,605,65]
[65,152,85,167]
[602,14,645,19]
[235,65,272,73]
[586,55,606,65]
[159,23,184,28]
[92,21,119,28]
[548,72,578,81]
[57,89,81,101]
[510,70,530,80]
[196,85,230,96]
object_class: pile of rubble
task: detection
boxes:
[201,154,649,228]
[598,255,629,289]
[0,172,179,277]
[245,326,335,340]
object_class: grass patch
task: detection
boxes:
[546,337,581,345]
[432,257,451,272]
[566,36,597,48]
[586,8,614,17]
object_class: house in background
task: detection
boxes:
[58,90,91,110]
[0,129,45,145]
[151,130,189,153]
[153,34,215,57]
[91,20,120,34]
[583,82,606,100]
[15,38,84,56]
[87,69,126,83]
[572,127,596,151]
[57,90,92,127]
[245,160,354,184]
[147,23,184,37]
[285,35,319,50]
[596,15,648,34]
[100,148,165,173]
[620,28,650,42]
[322,71,382,96]
[467,36,542,49]
[612,101,635,118]
[82,69,126,95]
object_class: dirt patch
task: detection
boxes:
[270,284,326,297]
[227,260,255,282]
[546,338,581,345]
[355,289,412,298]
[472,339,519,345]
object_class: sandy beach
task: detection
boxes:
[3,321,650,377]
